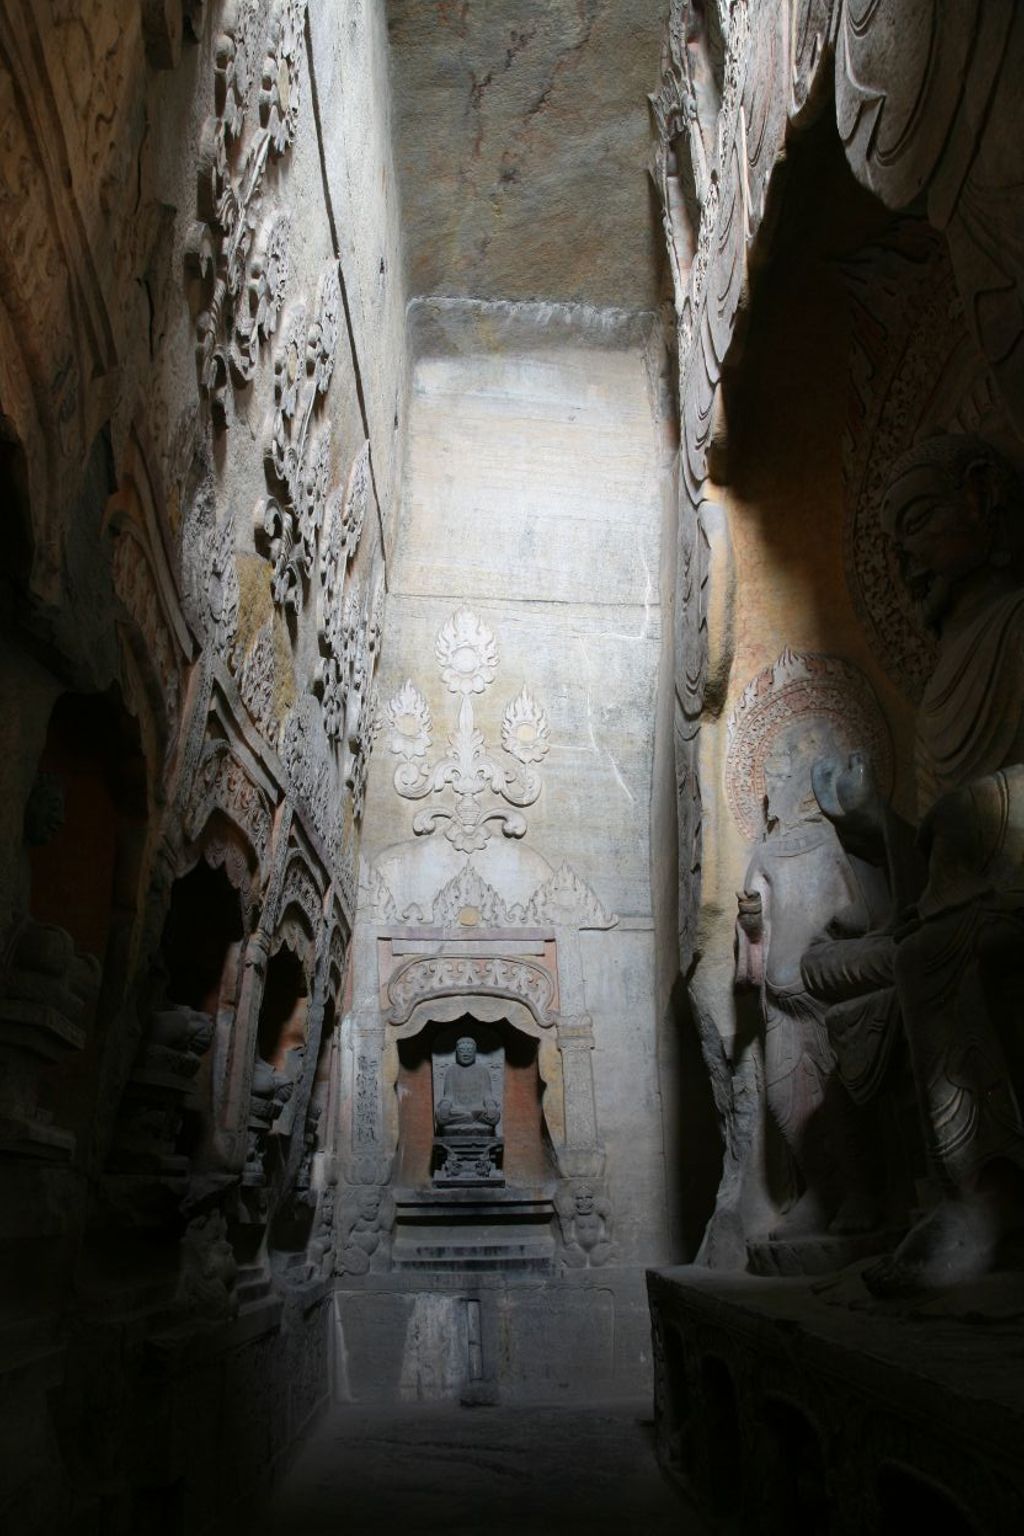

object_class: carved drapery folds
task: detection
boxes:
[384,609,550,853]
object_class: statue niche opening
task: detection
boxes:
[391,1015,557,1273]
[394,1018,551,1188]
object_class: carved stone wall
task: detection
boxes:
[651,0,1024,1264]
[0,3,407,1530]
[334,299,679,1402]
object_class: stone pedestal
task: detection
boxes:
[391,1185,555,1274]
[334,1263,653,1405]
[648,1264,1024,1533]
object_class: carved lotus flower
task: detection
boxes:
[256,211,290,341]
[308,263,340,397]
[315,653,346,743]
[273,304,306,423]
[501,687,550,765]
[385,681,431,761]
[301,431,331,572]
[260,0,304,156]
[436,609,497,695]
[342,443,370,553]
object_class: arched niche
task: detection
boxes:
[158,855,248,1165]
[28,687,148,969]
[258,850,322,1082]
[22,684,149,1146]
[161,857,247,1019]
[876,1463,979,1536]
[257,940,309,1076]
[182,805,263,935]
[383,988,565,1183]
[0,412,33,610]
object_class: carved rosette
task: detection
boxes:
[384,610,548,853]
[725,649,892,841]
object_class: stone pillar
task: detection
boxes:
[553,925,604,1178]
[345,914,389,1184]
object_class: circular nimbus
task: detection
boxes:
[725,649,893,842]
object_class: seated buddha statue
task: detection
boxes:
[435,1036,500,1136]
[804,434,1024,1294]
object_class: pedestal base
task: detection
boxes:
[391,1184,555,1274]
[648,1263,1024,1533]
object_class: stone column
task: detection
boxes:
[345,913,389,1184]
[554,925,604,1178]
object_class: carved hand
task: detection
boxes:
[812,751,884,859]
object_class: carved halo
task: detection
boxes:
[725,649,892,841]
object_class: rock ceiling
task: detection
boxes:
[385,0,670,310]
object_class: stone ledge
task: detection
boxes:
[648,1264,1024,1533]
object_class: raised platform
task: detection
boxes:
[647,1263,1024,1534]
[390,1184,555,1274]
[333,1263,653,1405]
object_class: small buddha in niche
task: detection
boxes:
[433,1034,503,1183]
[435,1036,500,1135]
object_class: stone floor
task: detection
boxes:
[262,1401,702,1535]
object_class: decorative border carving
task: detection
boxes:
[372,859,617,932]
[386,954,557,1028]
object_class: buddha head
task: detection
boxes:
[882,435,1023,632]
[455,1036,477,1067]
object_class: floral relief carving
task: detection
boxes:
[387,955,557,1027]
[277,854,324,958]
[501,686,550,765]
[185,738,274,867]
[374,859,617,932]
[254,264,341,617]
[436,608,498,695]
[384,680,431,764]
[313,444,383,802]
[523,862,616,929]
[188,0,306,426]
[384,609,547,853]
[235,619,280,742]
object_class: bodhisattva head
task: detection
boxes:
[455,1036,477,1066]
[763,721,830,832]
[882,435,1023,634]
